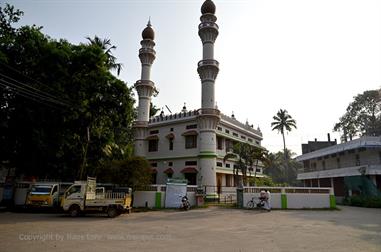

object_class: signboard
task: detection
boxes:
[165,181,187,208]
[86,177,96,200]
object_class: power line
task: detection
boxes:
[0,61,73,101]
[0,78,70,107]
[0,72,71,106]
[0,77,71,108]
[0,82,65,111]
[0,78,74,110]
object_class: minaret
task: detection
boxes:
[133,20,156,156]
[197,0,220,195]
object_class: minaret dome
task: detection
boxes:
[201,0,216,14]
[142,20,155,40]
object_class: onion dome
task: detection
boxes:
[201,0,216,14]
[142,20,155,40]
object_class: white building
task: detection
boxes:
[296,136,381,202]
[132,0,264,194]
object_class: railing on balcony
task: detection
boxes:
[198,59,219,68]
[220,113,262,136]
[134,80,155,86]
[198,22,219,30]
[197,108,220,117]
[139,48,156,55]
[149,110,199,124]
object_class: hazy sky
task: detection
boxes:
[6,0,381,155]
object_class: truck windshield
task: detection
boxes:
[31,187,51,194]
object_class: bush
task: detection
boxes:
[343,195,381,208]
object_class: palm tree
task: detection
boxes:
[86,36,123,75]
[271,109,297,180]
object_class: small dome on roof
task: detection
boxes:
[142,20,155,40]
[201,0,216,14]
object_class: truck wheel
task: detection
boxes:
[107,207,119,218]
[69,205,80,217]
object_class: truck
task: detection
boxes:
[61,177,132,218]
[26,183,60,208]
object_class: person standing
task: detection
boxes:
[264,190,271,211]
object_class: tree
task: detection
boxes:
[334,89,381,141]
[223,142,268,187]
[263,149,302,186]
[97,156,152,189]
[149,102,160,117]
[248,146,269,186]
[86,35,122,75]
[0,4,135,180]
[271,109,297,179]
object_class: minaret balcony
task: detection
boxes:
[197,108,221,130]
[134,80,155,97]
[139,49,156,65]
[135,79,155,87]
[133,121,148,128]
[198,21,219,31]
[198,59,219,68]
[139,47,156,56]
[197,60,219,81]
[198,108,220,117]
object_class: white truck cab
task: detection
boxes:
[62,178,132,218]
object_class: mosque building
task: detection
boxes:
[132,0,264,193]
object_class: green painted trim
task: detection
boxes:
[199,151,217,154]
[204,193,219,200]
[281,194,287,209]
[147,155,197,161]
[198,154,217,158]
[329,195,336,209]
[155,192,162,208]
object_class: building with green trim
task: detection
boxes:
[133,0,264,193]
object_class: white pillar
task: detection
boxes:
[197,0,220,195]
[133,22,156,157]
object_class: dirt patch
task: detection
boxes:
[0,206,380,252]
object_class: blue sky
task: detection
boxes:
[6,0,381,155]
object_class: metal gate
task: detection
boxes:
[203,186,237,205]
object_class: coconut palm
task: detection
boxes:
[271,109,297,179]
[86,36,123,75]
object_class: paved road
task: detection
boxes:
[0,206,380,252]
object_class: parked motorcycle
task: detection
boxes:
[180,195,190,211]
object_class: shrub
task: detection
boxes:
[343,195,381,208]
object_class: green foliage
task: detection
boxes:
[150,102,160,117]
[97,156,152,189]
[343,195,381,208]
[334,89,381,141]
[248,176,286,187]
[223,142,269,187]
[0,4,135,180]
[263,150,302,186]
[271,109,297,136]
[271,109,297,183]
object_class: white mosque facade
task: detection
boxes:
[133,0,264,192]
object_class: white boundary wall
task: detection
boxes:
[134,185,335,209]
[133,185,197,208]
[243,186,335,209]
